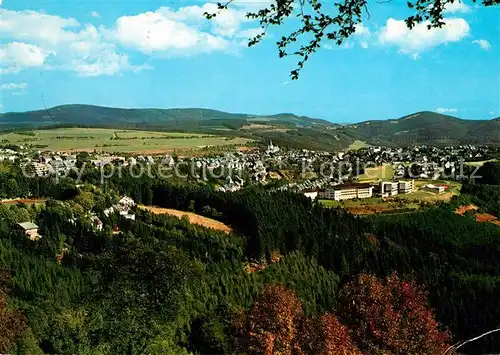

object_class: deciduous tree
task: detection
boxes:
[339,272,450,355]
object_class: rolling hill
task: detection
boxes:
[338,111,500,146]
[0,106,498,150]
[0,104,335,129]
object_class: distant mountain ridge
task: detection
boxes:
[0,104,335,128]
[0,106,498,149]
[339,111,499,146]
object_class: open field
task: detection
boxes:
[0,128,252,154]
[139,205,232,233]
[399,190,456,202]
[348,140,368,150]
[358,165,394,182]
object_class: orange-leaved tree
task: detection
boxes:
[238,284,304,354]
[236,284,360,355]
[339,272,450,355]
[321,313,362,355]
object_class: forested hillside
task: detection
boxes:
[1,105,499,150]
[0,162,499,354]
[339,112,500,146]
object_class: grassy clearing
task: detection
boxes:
[358,165,394,182]
[0,128,252,154]
[139,205,232,233]
[348,140,368,150]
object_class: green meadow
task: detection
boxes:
[0,128,252,153]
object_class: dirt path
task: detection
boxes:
[139,205,232,233]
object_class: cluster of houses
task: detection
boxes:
[87,196,136,232]
[4,141,498,199]
[16,196,137,242]
[357,145,492,166]
[0,148,19,163]
[31,153,77,176]
[104,196,136,221]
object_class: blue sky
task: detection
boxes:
[0,0,498,123]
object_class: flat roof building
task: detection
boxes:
[324,183,374,201]
[381,181,399,197]
[398,180,415,194]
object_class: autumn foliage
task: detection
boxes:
[0,269,27,353]
[321,313,362,355]
[237,274,450,355]
[236,284,360,355]
[339,272,450,355]
[237,284,304,354]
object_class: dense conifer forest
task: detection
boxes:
[0,161,499,354]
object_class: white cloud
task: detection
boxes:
[443,1,471,13]
[234,27,262,39]
[1,82,28,90]
[0,42,51,74]
[102,6,259,56]
[0,9,80,45]
[354,23,371,37]
[103,9,229,55]
[91,11,100,18]
[436,108,458,113]
[378,17,470,57]
[172,4,252,37]
[0,9,144,76]
[0,5,261,75]
[68,41,149,76]
[472,39,491,50]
